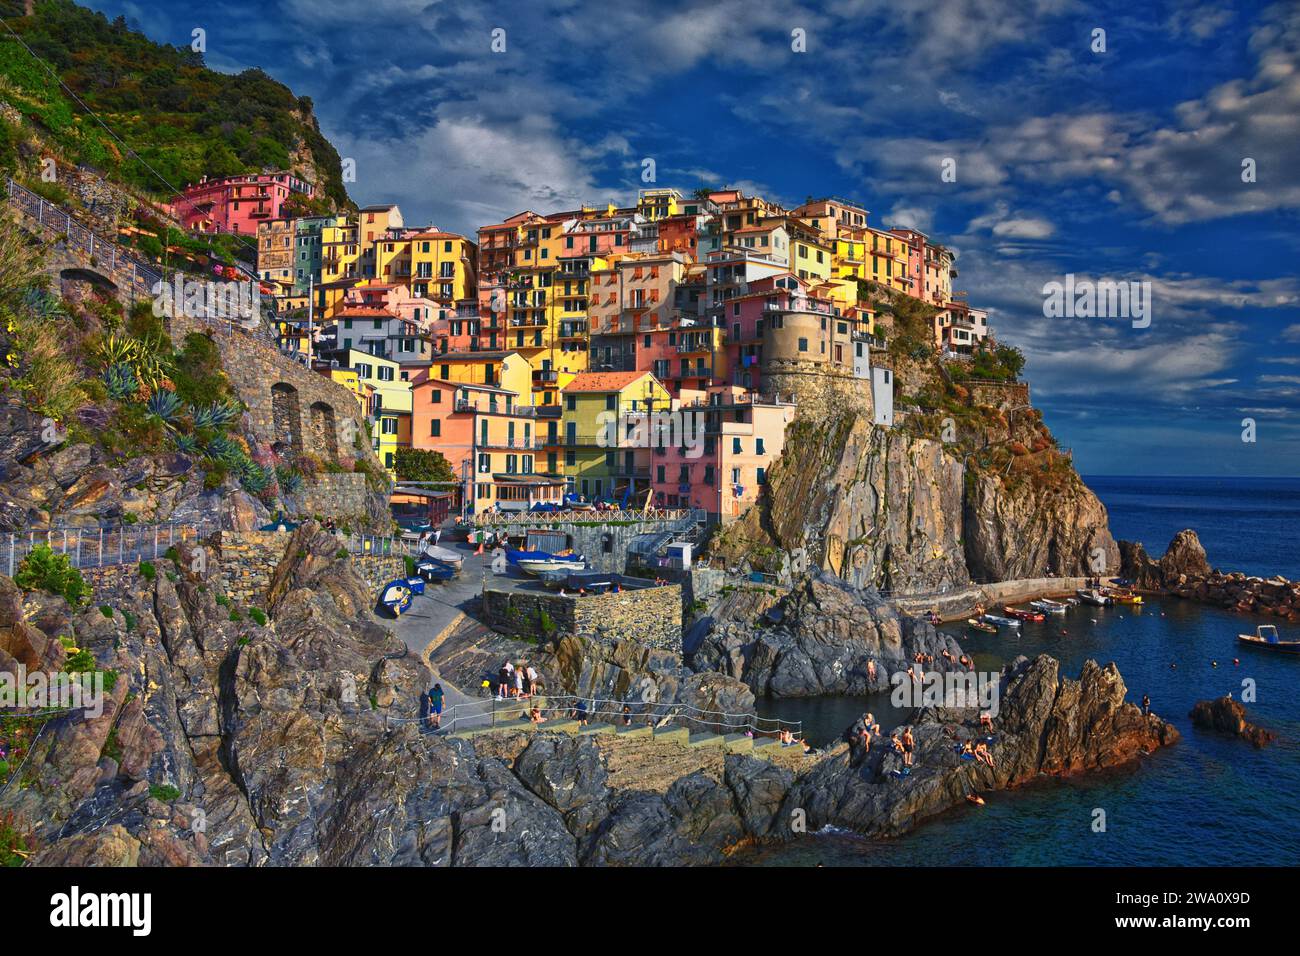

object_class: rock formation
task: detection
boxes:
[782,654,1179,838]
[1120,529,1300,623]
[1189,696,1276,748]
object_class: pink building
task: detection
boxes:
[649,389,796,523]
[174,171,316,235]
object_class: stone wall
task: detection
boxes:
[482,583,683,650]
[299,473,374,524]
[213,530,403,607]
[966,380,1030,411]
[520,521,695,574]
[761,359,873,421]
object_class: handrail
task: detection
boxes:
[391,691,804,740]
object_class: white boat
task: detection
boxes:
[518,558,586,575]
[421,544,464,568]
[1076,588,1112,606]
[981,613,1021,628]
[1030,599,1068,615]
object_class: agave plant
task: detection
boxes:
[102,361,138,400]
[204,434,246,467]
[171,432,200,456]
[275,465,303,496]
[190,399,242,430]
[96,332,138,368]
[239,461,274,495]
[146,389,183,425]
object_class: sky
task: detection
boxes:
[87,0,1300,477]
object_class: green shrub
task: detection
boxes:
[14,545,88,605]
[138,560,156,581]
[99,605,114,618]
[248,608,267,626]
[229,609,242,622]
[148,784,181,802]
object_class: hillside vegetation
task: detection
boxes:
[0,0,350,211]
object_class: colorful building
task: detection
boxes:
[174,171,316,236]
[557,370,671,503]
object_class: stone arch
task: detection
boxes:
[58,266,118,297]
[271,382,303,456]
[308,400,340,462]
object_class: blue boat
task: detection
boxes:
[378,579,414,617]
[405,576,426,596]
[416,559,457,582]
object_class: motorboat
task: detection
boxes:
[420,544,464,569]
[404,576,426,596]
[416,559,457,582]
[378,579,414,617]
[1030,599,1069,615]
[981,613,1021,628]
[967,618,998,634]
[1237,624,1300,654]
[1076,588,1112,606]
[1103,588,1143,605]
[517,557,587,575]
[1004,606,1046,622]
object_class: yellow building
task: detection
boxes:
[558,370,671,502]
[427,349,534,396]
[325,348,411,476]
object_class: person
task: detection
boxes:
[417,530,429,551]
[497,663,512,700]
[325,517,337,535]
[901,726,915,767]
[573,699,589,726]
[428,683,445,729]
[513,666,525,699]
[978,710,993,730]
[1141,694,1151,717]
[866,659,877,684]
[529,706,546,724]
[890,732,904,755]
[526,664,539,697]
[974,740,994,768]
[433,528,442,546]
[621,704,632,727]
[780,728,796,747]
[966,792,985,806]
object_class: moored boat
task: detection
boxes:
[517,557,587,575]
[1004,606,1046,622]
[1076,588,1112,606]
[1030,599,1068,615]
[416,559,457,582]
[967,618,998,634]
[1103,588,1143,605]
[1237,624,1300,654]
[981,613,1021,628]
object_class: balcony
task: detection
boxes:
[532,369,560,384]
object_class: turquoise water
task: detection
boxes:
[743,477,1300,866]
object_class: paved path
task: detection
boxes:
[382,537,495,712]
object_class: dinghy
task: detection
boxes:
[1076,588,1112,606]
[981,613,1021,628]
[1030,599,1068,615]
[379,579,414,617]
[967,618,998,634]
[1004,606,1046,622]
[416,559,457,582]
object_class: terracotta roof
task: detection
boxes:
[562,370,650,393]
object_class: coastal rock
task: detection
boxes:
[1189,695,1276,748]
[1159,529,1211,582]
[782,655,1178,838]
[692,572,963,696]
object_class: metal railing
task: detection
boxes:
[391,691,804,741]
[2,520,425,575]
[472,507,704,527]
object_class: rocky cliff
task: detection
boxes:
[709,406,1117,592]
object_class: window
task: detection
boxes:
[478,453,490,473]
[566,395,576,411]
[756,437,765,455]
[703,466,715,485]
[430,420,441,437]
[797,338,808,352]
[605,395,617,411]
[381,417,398,435]
[732,437,742,454]
[757,467,766,485]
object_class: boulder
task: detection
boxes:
[1189,695,1276,748]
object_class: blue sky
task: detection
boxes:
[89,0,1300,476]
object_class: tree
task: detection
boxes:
[394,447,455,484]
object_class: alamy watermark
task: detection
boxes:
[151,274,261,328]
[595,410,707,459]
[890,668,1000,718]
[1042,274,1151,329]
[1,665,108,718]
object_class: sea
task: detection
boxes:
[741,475,1300,866]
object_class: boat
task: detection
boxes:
[1103,588,1143,605]
[421,544,464,569]
[378,579,414,617]
[404,576,426,596]
[1237,624,1300,654]
[416,559,457,582]
[1030,599,1068,615]
[981,613,1021,628]
[1076,588,1112,606]
[517,557,587,575]
[1004,606,1046,622]
[967,618,998,634]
